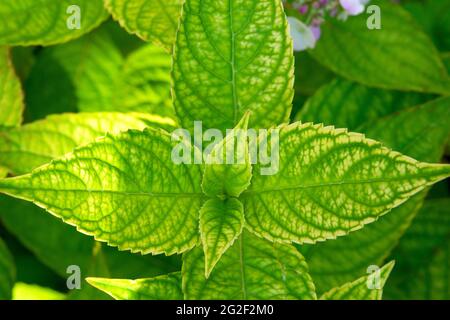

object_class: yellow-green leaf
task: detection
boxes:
[199,198,244,278]
[87,272,183,300]
[0,0,108,46]
[183,231,317,300]
[172,0,294,132]
[242,122,450,244]
[104,0,183,52]
[320,261,395,300]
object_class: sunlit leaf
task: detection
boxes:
[173,0,294,132]
[320,261,394,300]
[12,283,65,300]
[183,231,316,299]
[87,272,183,300]
[0,112,175,175]
[0,0,108,46]
[299,97,450,293]
[242,122,450,244]
[199,198,244,278]
[0,129,205,255]
[104,0,183,52]
[202,112,252,198]
[0,47,23,128]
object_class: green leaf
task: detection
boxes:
[310,0,450,94]
[199,198,244,278]
[385,199,450,300]
[0,0,108,46]
[404,0,450,52]
[104,0,183,52]
[202,112,252,198]
[0,112,176,175]
[0,128,205,255]
[172,0,294,132]
[320,261,395,300]
[296,78,434,131]
[0,195,181,283]
[111,44,175,118]
[298,97,450,293]
[0,47,23,128]
[31,29,175,118]
[87,272,183,300]
[0,238,15,300]
[242,122,450,244]
[183,231,316,300]
[12,283,65,300]
[47,29,123,113]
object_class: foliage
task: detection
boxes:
[0,0,449,301]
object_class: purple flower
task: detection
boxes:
[310,25,321,40]
[339,0,369,16]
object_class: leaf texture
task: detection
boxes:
[0,0,108,46]
[242,122,450,244]
[199,198,244,278]
[105,0,183,52]
[385,199,450,300]
[0,47,23,128]
[87,272,183,300]
[172,0,294,132]
[320,261,394,300]
[297,78,433,131]
[182,231,317,300]
[0,129,205,255]
[0,112,176,175]
[111,44,175,118]
[202,112,252,198]
[0,195,181,282]
[298,97,450,293]
[310,0,450,94]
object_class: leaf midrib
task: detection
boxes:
[0,185,205,198]
[242,170,450,195]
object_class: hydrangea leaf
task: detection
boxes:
[0,47,24,128]
[182,231,317,300]
[0,129,205,255]
[0,195,181,285]
[0,112,176,175]
[199,198,244,278]
[0,238,15,300]
[111,44,175,118]
[385,199,450,300]
[202,112,252,198]
[298,97,450,293]
[104,0,183,52]
[242,122,450,244]
[32,29,175,118]
[404,0,450,52]
[12,283,65,300]
[0,0,108,46]
[87,272,183,300]
[172,0,294,132]
[320,261,395,300]
[296,78,434,131]
[310,0,450,94]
